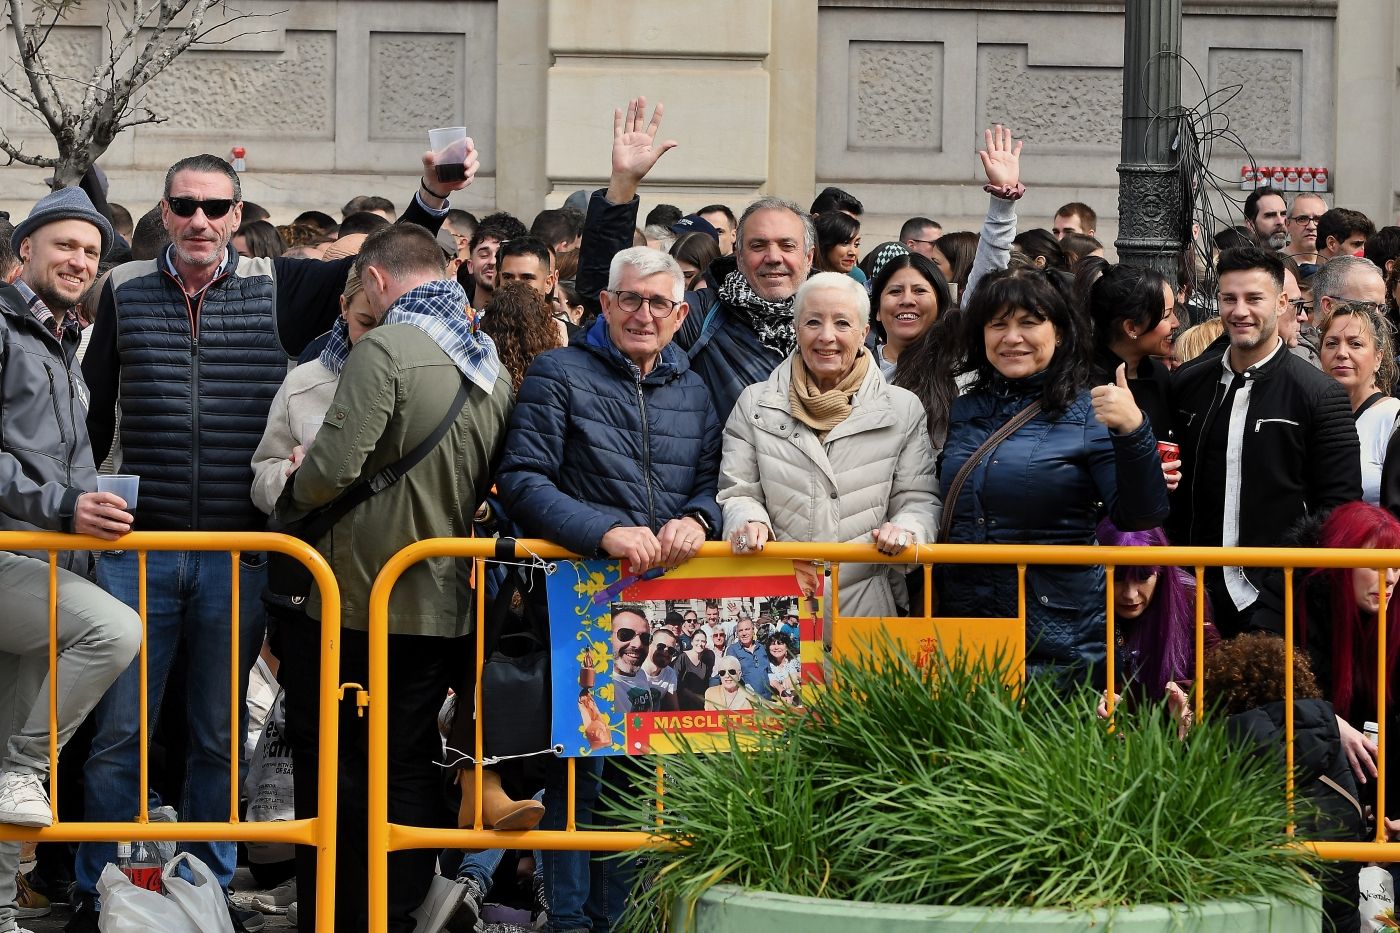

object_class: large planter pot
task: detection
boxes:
[672,884,1321,932]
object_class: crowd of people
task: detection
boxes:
[0,91,1397,933]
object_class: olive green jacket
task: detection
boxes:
[276,324,512,635]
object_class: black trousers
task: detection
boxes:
[277,610,462,932]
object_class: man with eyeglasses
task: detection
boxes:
[71,148,475,932]
[497,244,720,933]
[1285,193,1328,273]
[1311,255,1387,334]
[899,216,942,260]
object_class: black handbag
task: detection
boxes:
[478,561,553,758]
[263,376,469,608]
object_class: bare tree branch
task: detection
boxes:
[2,0,286,185]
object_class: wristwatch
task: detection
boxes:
[684,511,712,535]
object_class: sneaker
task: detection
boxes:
[250,877,297,913]
[64,892,99,933]
[411,875,468,933]
[286,902,298,926]
[446,875,486,932]
[531,875,549,929]
[0,772,51,827]
[14,870,51,918]
[229,901,267,932]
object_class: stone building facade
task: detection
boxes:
[0,0,1386,248]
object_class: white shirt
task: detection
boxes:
[1356,395,1400,505]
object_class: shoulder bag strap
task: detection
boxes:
[295,374,470,542]
[936,400,1043,543]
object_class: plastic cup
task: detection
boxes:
[427,126,468,184]
[97,474,139,508]
[299,419,323,448]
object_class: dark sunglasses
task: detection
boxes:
[166,196,237,219]
[615,628,651,648]
[718,667,741,677]
[653,643,679,660]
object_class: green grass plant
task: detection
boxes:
[603,643,1315,930]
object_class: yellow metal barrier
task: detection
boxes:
[0,531,342,932]
[364,537,1400,931]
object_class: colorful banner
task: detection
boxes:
[545,556,815,757]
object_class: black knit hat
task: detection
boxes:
[12,186,114,259]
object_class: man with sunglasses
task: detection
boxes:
[71,147,476,933]
[497,244,720,933]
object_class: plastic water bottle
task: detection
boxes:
[117,840,162,892]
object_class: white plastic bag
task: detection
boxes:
[96,863,195,933]
[244,689,295,865]
[163,853,236,933]
[95,853,234,933]
[1360,863,1396,931]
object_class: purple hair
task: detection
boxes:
[1096,518,1211,700]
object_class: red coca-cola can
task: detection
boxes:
[1157,441,1180,464]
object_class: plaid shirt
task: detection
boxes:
[11,279,79,341]
[319,279,499,392]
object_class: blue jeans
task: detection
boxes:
[449,790,545,890]
[75,549,267,899]
[541,758,637,932]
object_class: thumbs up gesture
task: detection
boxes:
[1090,364,1145,435]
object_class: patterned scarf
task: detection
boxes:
[319,279,500,393]
[718,270,797,358]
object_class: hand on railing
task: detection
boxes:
[729,521,770,554]
[1338,715,1379,784]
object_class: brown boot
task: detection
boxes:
[457,767,544,831]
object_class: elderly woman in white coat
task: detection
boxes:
[718,272,939,617]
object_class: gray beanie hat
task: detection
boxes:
[12,186,114,260]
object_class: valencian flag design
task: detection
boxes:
[545,556,821,757]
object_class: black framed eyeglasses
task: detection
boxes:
[614,627,651,648]
[1289,214,1320,226]
[906,237,938,247]
[1335,299,1386,316]
[610,289,681,318]
[166,197,237,219]
[1288,299,1312,317]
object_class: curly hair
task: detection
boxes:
[1203,632,1321,717]
[480,283,562,396]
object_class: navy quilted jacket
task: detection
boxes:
[496,317,722,555]
[935,375,1169,684]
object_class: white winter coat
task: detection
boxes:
[718,352,940,617]
[250,358,338,516]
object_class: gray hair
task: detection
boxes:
[791,270,870,323]
[737,196,817,256]
[164,154,242,202]
[607,245,685,300]
[1310,255,1383,300]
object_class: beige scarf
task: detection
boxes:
[789,348,871,440]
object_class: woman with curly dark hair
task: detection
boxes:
[936,267,1169,687]
[480,282,565,396]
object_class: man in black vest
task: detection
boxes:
[70,148,479,932]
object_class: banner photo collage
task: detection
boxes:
[545,556,823,757]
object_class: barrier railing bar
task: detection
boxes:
[0,531,342,933]
[1105,565,1116,717]
[471,555,486,831]
[1379,563,1389,845]
[46,551,59,815]
[138,550,149,828]
[1193,565,1205,723]
[1284,567,1295,833]
[230,549,241,825]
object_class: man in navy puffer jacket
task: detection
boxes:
[497,245,720,933]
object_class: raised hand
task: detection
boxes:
[977,124,1023,191]
[607,97,678,203]
[418,137,479,204]
[1090,364,1144,435]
